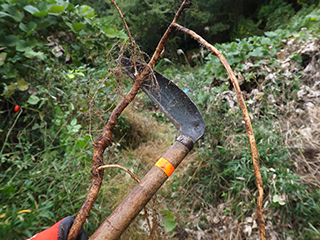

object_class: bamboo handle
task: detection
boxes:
[90,136,193,240]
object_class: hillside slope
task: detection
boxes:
[155,5,320,240]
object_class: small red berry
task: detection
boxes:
[14,105,20,112]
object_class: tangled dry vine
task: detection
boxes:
[68,1,266,239]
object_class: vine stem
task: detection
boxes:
[67,77,145,240]
[67,1,190,239]
[171,22,266,240]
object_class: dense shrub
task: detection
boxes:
[0,0,127,238]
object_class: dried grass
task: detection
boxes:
[285,106,320,187]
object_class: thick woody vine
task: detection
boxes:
[68,1,266,240]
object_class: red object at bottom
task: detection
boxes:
[27,218,65,240]
[14,105,20,112]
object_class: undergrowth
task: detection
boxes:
[157,3,320,239]
[1,1,320,240]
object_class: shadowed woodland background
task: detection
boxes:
[1,0,320,239]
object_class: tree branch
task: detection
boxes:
[148,0,190,68]
[67,0,144,238]
[109,0,138,73]
[68,76,146,240]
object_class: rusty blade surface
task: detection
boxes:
[116,57,205,142]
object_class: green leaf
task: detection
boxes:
[103,26,118,38]
[16,38,38,52]
[248,47,264,57]
[48,5,65,14]
[118,30,128,40]
[307,222,320,234]
[80,5,88,14]
[161,210,177,232]
[27,95,40,105]
[23,5,40,15]
[19,21,37,33]
[0,64,18,78]
[24,3,48,17]
[264,31,277,37]
[37,20,51,29]
[65,21,73,30]
[261,38,271,45]
[0,186,17,194]
[5,6,24,22]
[66,3,75,11]
[16,40,29,52]
[0,52,7,66]
[27,38,38,47]
[24,49,45,60]
[77,139,86,148]
[0,11,11,18]
[70,118,77,126]
[72,23,84,32]
[67,72,75,79]
[38,1,48,11]
[78,5,95,18]
[33,11,48,18]
[17,78,29,91]
[73,124,81,132]
[0,35,19,47]
[4,82,16,97]
[32,123,40,130]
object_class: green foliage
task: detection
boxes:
[0,127,92,238]
[0,0,128,238]
[218,122,320,237]
[1,1,320,238]
[0,0,126,97]
[205,35,279,84]
[161,4,320,238]
[0,61,120,238]
[161,209,177,232]
[258,0,296,31]
[204,4,320,92]
[99,0,318,57]
[106,0,177,54]
[70,0,111,17]
[231,16,264,39]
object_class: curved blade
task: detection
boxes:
[116,57,205,142]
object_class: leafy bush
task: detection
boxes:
[257,0,296,31]
[0,0,128,238]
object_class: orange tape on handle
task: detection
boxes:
[155,158,175,177]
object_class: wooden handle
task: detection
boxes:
[90,136,193,240]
